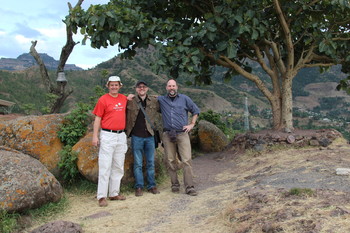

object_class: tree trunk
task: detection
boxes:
[281,77,294,131]
[270,96,283,130]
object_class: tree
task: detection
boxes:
[29,0,84,113]
[66,0,350,130]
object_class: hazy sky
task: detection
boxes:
[0,0,120,69]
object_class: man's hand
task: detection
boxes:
[127,94,135,100]
[92,135,99,147]
[183,123,195,133]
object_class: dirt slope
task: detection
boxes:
[27,137,350,233]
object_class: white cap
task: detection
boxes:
[106,76,123,86]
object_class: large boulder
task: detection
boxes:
[197,120,229,152]
[0,147,63,213]
[73,131,99,183]
[0,114,64,176]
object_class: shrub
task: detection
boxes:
[57,102,91,147]
[58,146,80,184]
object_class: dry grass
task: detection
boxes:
[27,138,350,233]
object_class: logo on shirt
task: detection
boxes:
[113,103,124,111]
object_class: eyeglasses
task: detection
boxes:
[137,85,147,89]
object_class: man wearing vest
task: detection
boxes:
[126,80,161,197]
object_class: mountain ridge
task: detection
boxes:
[0,53,83,71]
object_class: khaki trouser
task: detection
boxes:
[162,131,194,191]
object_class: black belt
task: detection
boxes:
[163,129,185,133]
[102,128,125,134]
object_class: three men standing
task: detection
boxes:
[92,77,199,206]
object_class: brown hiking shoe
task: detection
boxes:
[98,198,107,207]
[148,187,160,194]
[135,188,143,197]
[186,187,198,196]
[109,195,126,201]
[171,186,180,193]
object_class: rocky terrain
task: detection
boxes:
[21,131,350,233]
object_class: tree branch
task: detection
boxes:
[29,41,53,93]
[57,0,83,73]
[274,0,294,72]
[263,39,286,74]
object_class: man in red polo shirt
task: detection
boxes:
[92,76,128,207]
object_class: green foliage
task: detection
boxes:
[89,85,105,107]
[57,102,92,147]
[288,188,314,197]
[198,110,235,138]
[337,76,350,94]
[58,146,80,184]
[67,0,350,129]
[199,110,226,131]
[57,102,94,184]
[41,93,59,114]
[20,103,36,115]
[0,209,20,233]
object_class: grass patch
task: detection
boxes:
[25,195,69,223]
[1,195,69,233]
[0,209,20,233]
[286,188,314,197]
[63,178,97,195]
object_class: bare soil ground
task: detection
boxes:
[25,131,350,233]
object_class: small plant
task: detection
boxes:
[58,146,80,184]
[41,93,59,114]
[287,188,314,197]
[20,103,36,115]
[57,102,92,147]
[0,209,20,233]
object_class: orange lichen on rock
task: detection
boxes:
[16,189,27,195]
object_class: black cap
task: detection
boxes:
[135,80,147,87]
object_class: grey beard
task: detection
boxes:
[168,90,177,97]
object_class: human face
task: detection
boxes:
[136,84,148,97]
[107,81,121,96]
[166,79,178,97]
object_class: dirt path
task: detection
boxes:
[28,138,350,233]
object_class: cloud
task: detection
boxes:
[36,25,66,39]
[1,0,117,67]
[14,23,42,38]
[14,35,32,45]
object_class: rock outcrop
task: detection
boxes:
[30,220,82,233]
[197,120,229,152]
[0,114,65,176]
[0,147,63,213]
[227,128,344,152]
